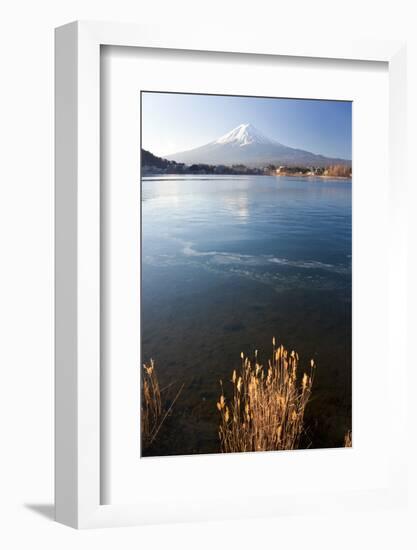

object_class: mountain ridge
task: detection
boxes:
[165,123,350,168]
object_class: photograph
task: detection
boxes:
[140,91,352,457]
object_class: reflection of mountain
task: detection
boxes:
[166,123,350,168]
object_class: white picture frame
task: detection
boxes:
[55,21,407,529]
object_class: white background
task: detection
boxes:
[0,0,416,548]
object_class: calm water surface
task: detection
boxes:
[141,175,352,456]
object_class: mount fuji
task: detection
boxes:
[165,123,350,167]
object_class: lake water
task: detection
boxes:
[141,175,352,456]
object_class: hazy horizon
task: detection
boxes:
[141,92,352,160]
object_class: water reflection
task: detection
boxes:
[223,193,249,222]
[141,175,352,456]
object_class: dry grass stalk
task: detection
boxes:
[141,359,162,448]
[141,359,184,450]
[344,430,352,447]
[217,338,315,453]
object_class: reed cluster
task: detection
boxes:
[344,430,352,447]
[217,338,315,453]
[141,359,184,451]
[141,359,163,448]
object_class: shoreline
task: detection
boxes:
[275,173,351,180]
[142,171,352,180]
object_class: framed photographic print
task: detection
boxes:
[55,21,407,528]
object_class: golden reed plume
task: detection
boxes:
[217,338,315,453]
[141,360,184,450]
[344,430,352,447]
[141,359,162,448]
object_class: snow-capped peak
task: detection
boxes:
[215,123,275,147]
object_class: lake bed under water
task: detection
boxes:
[141,175,352,456]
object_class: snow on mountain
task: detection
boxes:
[215,123,276,146]
[165,123,350,168]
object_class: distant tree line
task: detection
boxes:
[324,164,352,177]
[141,149,264,176]
[141,148,183,172]
[141,149,352,178]
[273,164,352,177]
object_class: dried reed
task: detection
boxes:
[141,359,162,448]
[141,359,184,450]
[217,338,315,452]
[344,430,352,447]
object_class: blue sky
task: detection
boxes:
[141,92,352,160]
